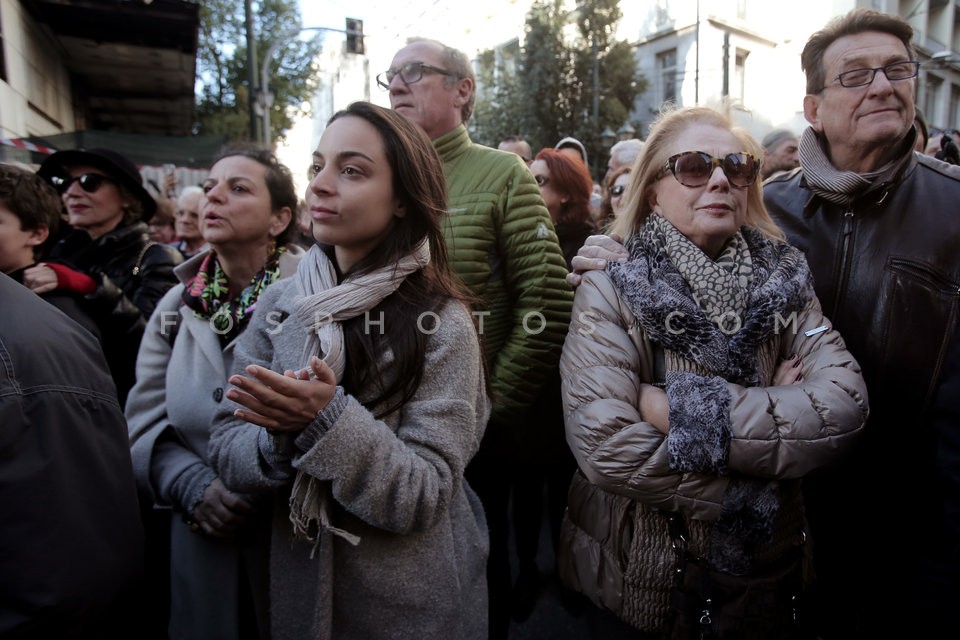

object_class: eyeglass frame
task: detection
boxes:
[657,151,762,189]
[829,60,920,89]
[376,62,458,90]
[50,173,116,195]
[931,128,960,139]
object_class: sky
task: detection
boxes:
[298,0,534,80]
[284,0,533,195]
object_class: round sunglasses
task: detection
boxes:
[659,151,761,188]
[50,173,116,195]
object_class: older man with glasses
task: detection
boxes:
[761,10,960,640]
[380,38,573,640]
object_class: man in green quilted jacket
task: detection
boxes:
[382,37,573,640]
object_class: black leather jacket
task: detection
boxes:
[764,151,960,634]
[47,221,181,403]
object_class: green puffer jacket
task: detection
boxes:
[434,125,573,425]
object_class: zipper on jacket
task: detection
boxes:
[833,209,856,312]
[888,258,960,297]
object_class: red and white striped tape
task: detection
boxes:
[0,138,57,155]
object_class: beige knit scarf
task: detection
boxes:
[648,213,753,333]
[288,240,431,547]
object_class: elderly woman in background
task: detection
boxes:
[558,105,868,638]
[595,165,631,231]
[28,147,181,404]
[149,197,179,245]
[127,146,304,640]
[175,185,208,258]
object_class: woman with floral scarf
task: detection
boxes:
[209,102,490,640]
[556,105,869,639]
[127,146,304,639]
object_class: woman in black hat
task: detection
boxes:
[25,147,182,405]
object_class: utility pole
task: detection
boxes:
[259,21,365,148]
[244,0,259,142]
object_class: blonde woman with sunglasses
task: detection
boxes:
[556,105,868,638]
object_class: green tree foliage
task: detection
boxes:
[195,0,321,144]
[473,0,647,181]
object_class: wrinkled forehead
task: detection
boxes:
[823,31,911,71]
[391,41,443,69]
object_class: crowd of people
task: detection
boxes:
[1,7,958,640]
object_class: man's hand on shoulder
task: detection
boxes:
[566,234,629,287]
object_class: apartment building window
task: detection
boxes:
[951,84,960,127]
[658,49,678,106]
[737,0,748,20]
[0,11,7,82]
[735,50,749,103]
[925,75,943,124]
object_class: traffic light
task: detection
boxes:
[346,18,364,55]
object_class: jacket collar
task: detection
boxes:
[432,124,471,163]
[799,129,917,216]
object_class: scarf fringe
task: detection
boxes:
[289,472,361,556]
[287,240,430,551]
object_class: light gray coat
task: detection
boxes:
[208,277,491,640]
[126,247,303,640]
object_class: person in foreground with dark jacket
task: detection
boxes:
[24,147,181,405]
[0,271,143,639]
[762,9,960,638]
[567,8,960,639]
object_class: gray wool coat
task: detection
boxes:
[208,277,491,640]
[126,246,303,640]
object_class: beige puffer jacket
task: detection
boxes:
[558,261,868,632]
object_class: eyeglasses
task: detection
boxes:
[832,61,920,88]
[534,174,550,187]
[376,62,456,90]
[609,184,626,197]
[659,151,761,189]
[50,173,116,195]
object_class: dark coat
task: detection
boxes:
[0,272,143,638]
[45,221,181,403]
[764,152,960,636]
[7,265,100,339]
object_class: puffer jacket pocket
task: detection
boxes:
[557,470,636,615]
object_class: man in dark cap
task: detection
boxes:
[760,128,799,179]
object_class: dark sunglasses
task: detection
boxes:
[50,173,115,195]
[659,151,761,188]
[609,184,626,197]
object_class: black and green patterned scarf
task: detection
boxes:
[181,247,285,345]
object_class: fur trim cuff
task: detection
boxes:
[666,372,731,474]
